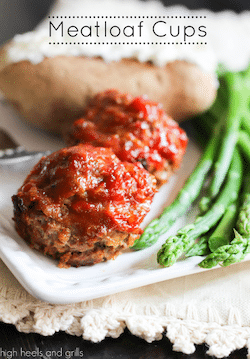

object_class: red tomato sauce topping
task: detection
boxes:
[18,145,157,237]
[67,90,188,178]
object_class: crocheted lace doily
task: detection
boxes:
[1,258,250,358]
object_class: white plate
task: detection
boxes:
[0,102,233,305]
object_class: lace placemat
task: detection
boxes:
[1,257,250,358]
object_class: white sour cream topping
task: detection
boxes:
[5,0,250,74]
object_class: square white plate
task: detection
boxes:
[0,129,220,305]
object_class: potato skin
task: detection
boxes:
[0,48,216,135]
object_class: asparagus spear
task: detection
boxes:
[237,131,250,164]
[236,175,250,237]
[186,202,238,257]
[241,116,250,137]
[199,231,250,268]
[185,236,210,257]
[157,150,243,267]
[209,72,242,198]
[197,73,243,213]
[195,75,250,140]
[199,176,250,268]
[239,65,250,136]
[195,126,250,169]
[131,119,222,250]
[208,202,238,252]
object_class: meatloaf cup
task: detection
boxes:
[12,144,157,267]
[66,90,188,187]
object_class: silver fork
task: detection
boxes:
[0,128,51,167]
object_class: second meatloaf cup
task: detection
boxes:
[12,144,157,267]
[66,89,188,187]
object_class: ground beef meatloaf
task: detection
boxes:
[66,90,188,186]
[12,144,157,267]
